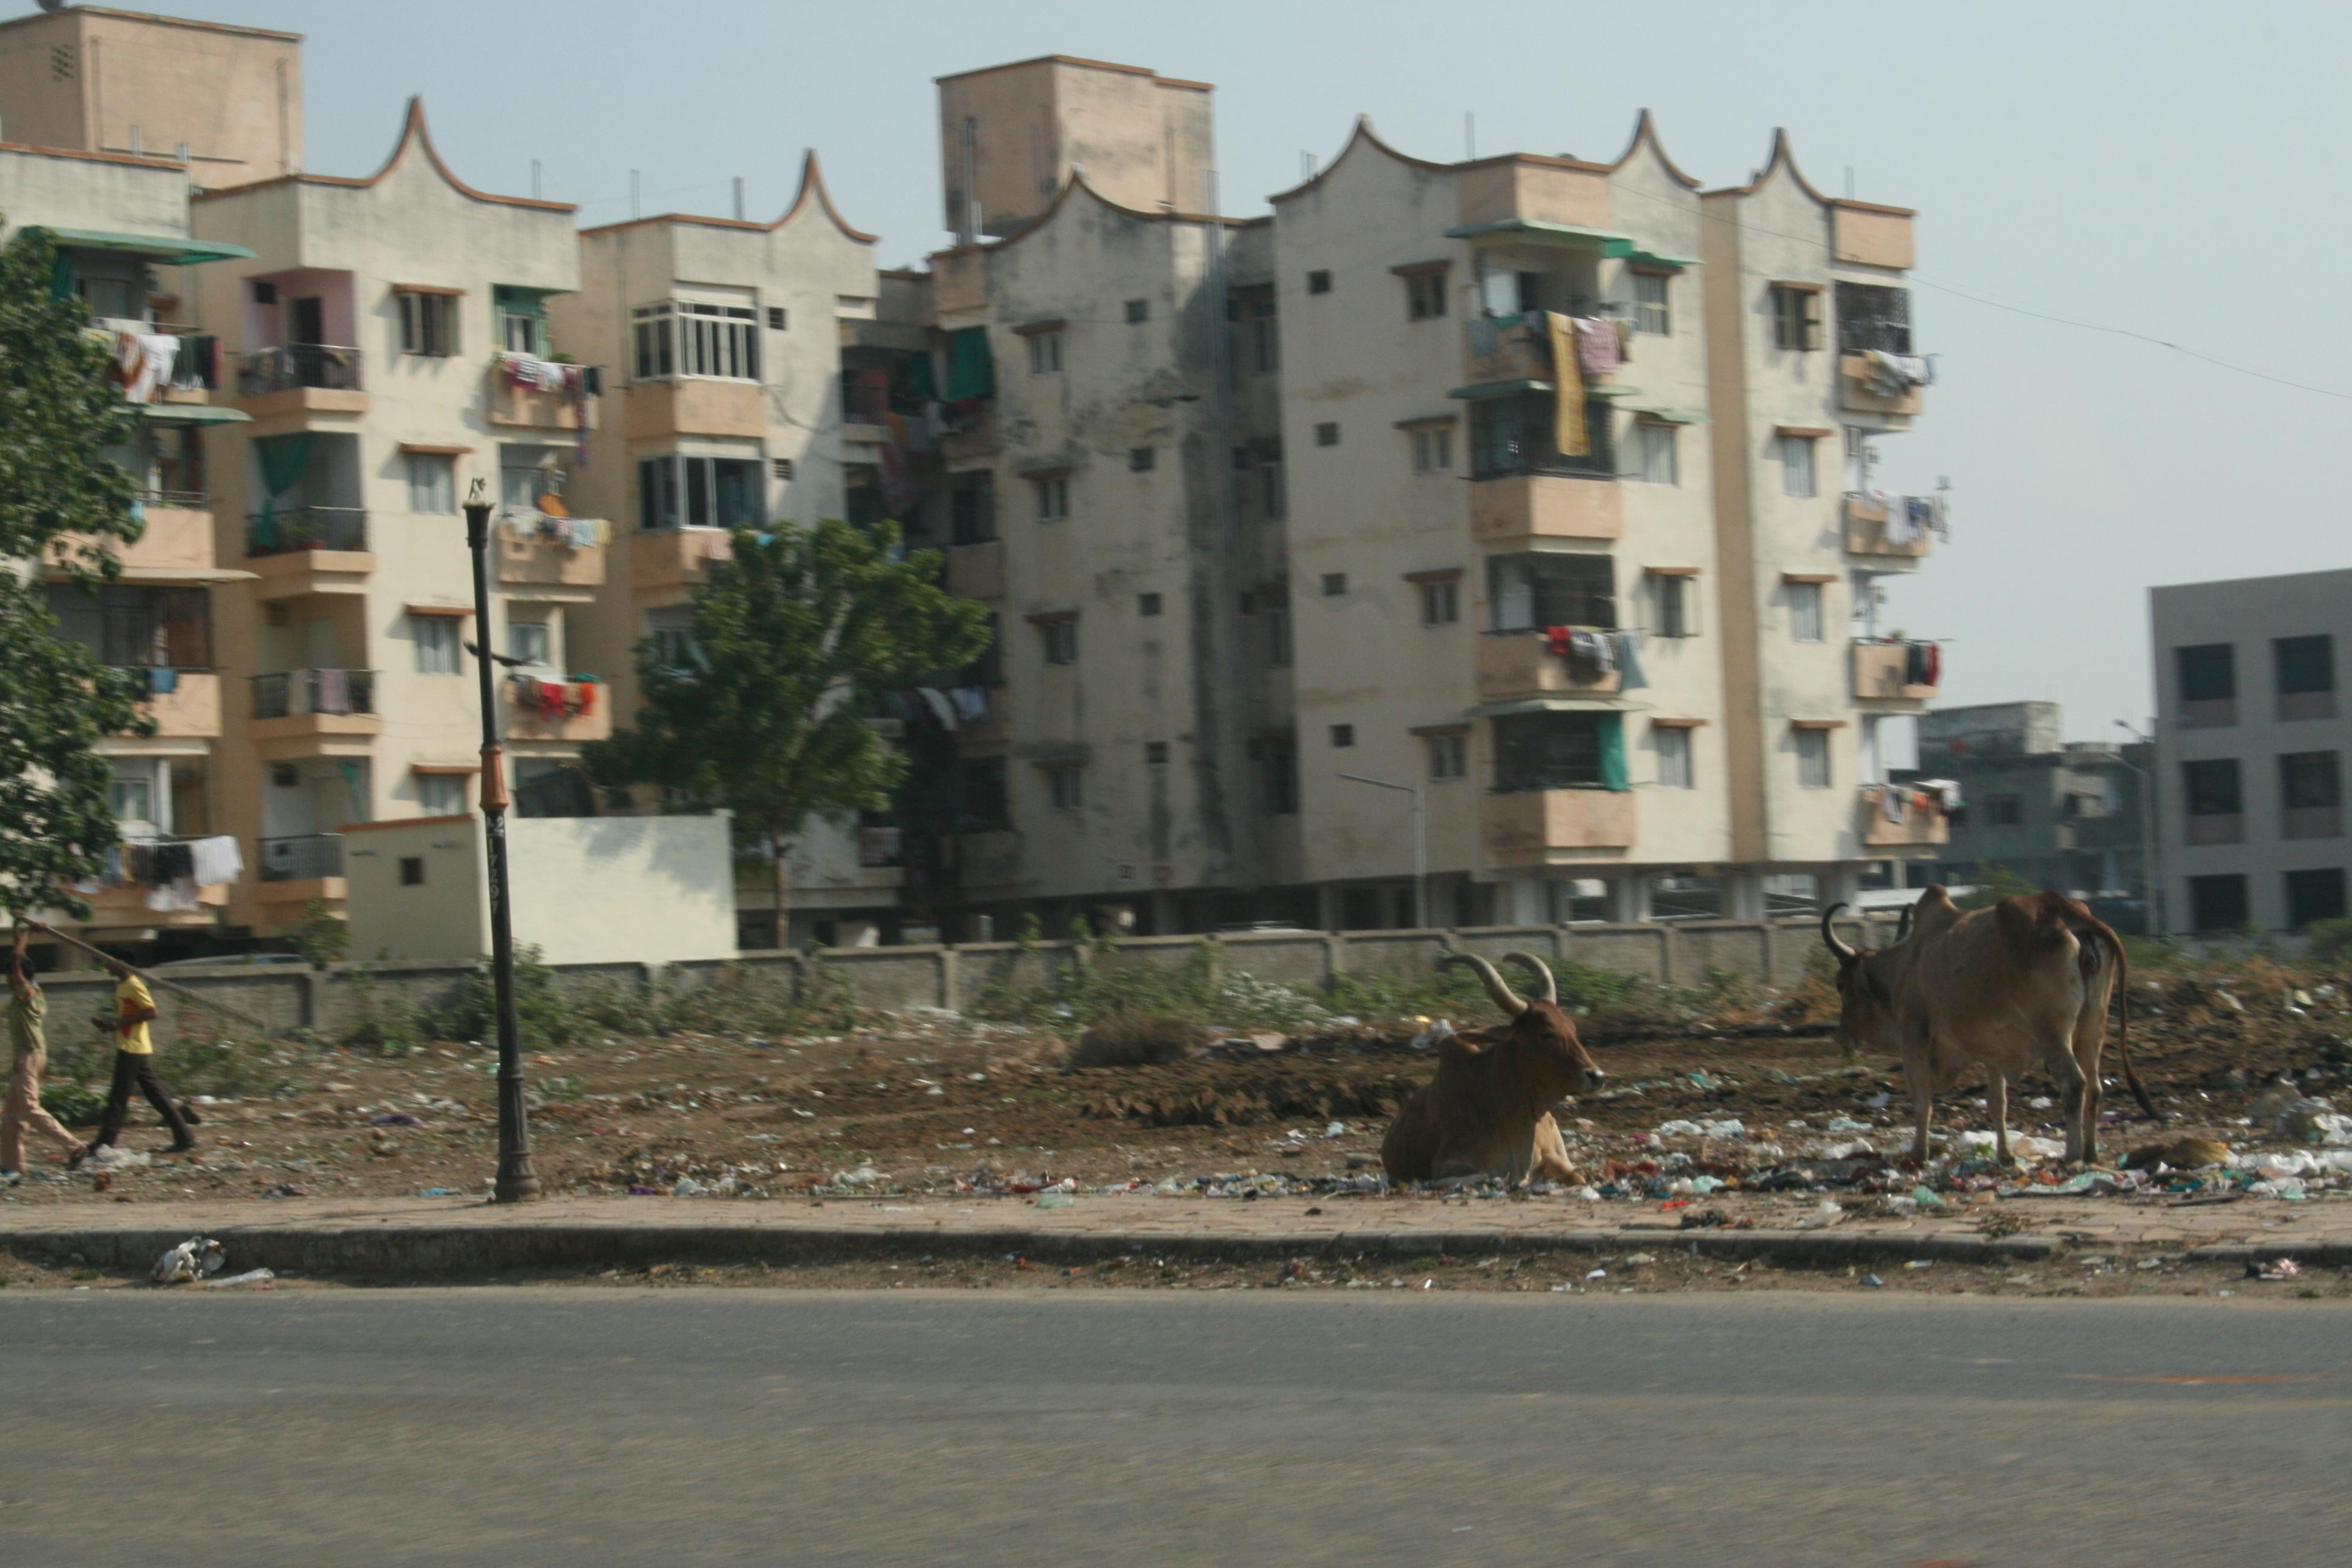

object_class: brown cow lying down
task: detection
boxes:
[1382,952,1605,1184]
[1822,887,2158,1166]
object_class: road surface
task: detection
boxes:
[3,1289,2347,1565]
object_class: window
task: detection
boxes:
[1258,454,1286,518]
[2287,867,2348,929]
[2276,634,2336,720]
[2188,873,2249,933]
[1787,581,1824,642]
[1330,724,1355,749]
[648,613,698,670]
[1428,732,1467,782]
[47,583,211,669]
[1138,592,1163,618]
[1649,573,1696,639]
[1633,271,1671,335]
[1264,598,1292,668]
[633,301,759,382]
[507,620,550,667]
[2281,751,2341,838]
[1656,726,1693,789]
[1129,446,1155,473]
[1047,765,1083,811]
[405,452,455,514]
[2183,758,2243,822]
[961,758,1010,831]
[1795,728,1832,789]
[1487,552,1615,633]
[398,291,458,356]
[419,775,466,817]
[1033,475,1068,522]
[1835,281,1912,356]
[79,273,138,321]
[1322,573,1348,598]
[1145,741,1170,766]
[636,456,765,531]
[1411,427,1452,473]
[108,773,154,826]
[1494,711,1611,793]
[1315,422,1340,448]
[964,614,1004,690]
[1468,391,1614,479]
[1027,331,1063,374]
[1636,422,1677,485]
[950,472,996,543]
[1404,270,1447,321]
[1780,433,1818,497]
[1039,618,1077,665]
[767,306,788,332]
[399,856,425,887]
[1985,794,2024,828]
[1249,297,1279,373]
[1770,284,1821,351]
[413,615,462,675]
[2176,642,2236,722]
[495,287,547,357]
[1419,580,1459,627]
[773,457,794,481]
[1259,738,1299,813]
[1307,270,1332,295]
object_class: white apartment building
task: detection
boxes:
[2152,569,2348,934]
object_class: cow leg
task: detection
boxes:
[2046,1036,2092,1165]
[1902,1053,1936,1166]
[1987,1070,2012,1166]
[1530,1114,1578,1182]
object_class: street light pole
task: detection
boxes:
[1338,772,1426,929]
[465,481,540,1203]
[2114,719,2163,939]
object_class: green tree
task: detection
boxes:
[590,518,990,938]
[0,221,151,918]
[1955,860,2040,910]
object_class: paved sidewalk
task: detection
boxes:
[4,1191,2348,1274]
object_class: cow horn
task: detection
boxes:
[1442,952,1527,1016]
[1820,903,1859,962]
[1895,900,1915,944]
[1501,950,1558,1005]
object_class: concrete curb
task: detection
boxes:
[5,1222,2060,1277]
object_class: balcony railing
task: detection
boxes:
[258,832,344,883]
[247,506,367,556]
[138,488,211,511]
[250,668,376,720]
[238,344,365,396]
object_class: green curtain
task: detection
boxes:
[48,245,76,302]
[902,348,940,403]
[944,326,993,400]
[1598,713,1630,792]
[253,433,318,551]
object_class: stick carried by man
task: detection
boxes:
[3,924,89,1177]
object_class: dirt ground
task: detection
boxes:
[5,964,2350,1300]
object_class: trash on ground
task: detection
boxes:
[152,1235,226,1285]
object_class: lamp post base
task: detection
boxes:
[494,1161,543,1204]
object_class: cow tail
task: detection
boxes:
[2089,920,2159,1120]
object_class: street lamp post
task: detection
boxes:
[2114,719,2163,939]
[1338,772,1426,929]
[465,481,540,1203]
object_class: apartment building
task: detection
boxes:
[0,132,253,942]
[183,99,605,937]
[554,156,906,947]
[2152,569,2348,934]
[922,57,1949,935]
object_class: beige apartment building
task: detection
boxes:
[918,57,1948,935]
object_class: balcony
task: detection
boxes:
[944,539,1005,600]
[630,526,733,598]
[1477,633,1622,701]
[940,403,998,463]
[1843,492,1931,566]
[133,670,221,740]
[1469,472,1622,543]
[51,496,215,578]
[235,345,368,422]
[255,831,347,912]
[1852,640,1937,708]
[77,835,235,929]
[498,516,607,591]
[1459,314,1625,391]
[1838,352,1925,421]
[488,354,601,431]
[246,669,382,753]
[246,507,373,597]
[1483,788,1637,866]
[622,379,765,442]
[1860,786,1950,850]
[503,674,613,746]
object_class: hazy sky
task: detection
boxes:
[113,1,2352,741]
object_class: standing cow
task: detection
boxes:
[1381,952,1605,1184]
[1821,887,2157,1166]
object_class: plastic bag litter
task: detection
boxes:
[90,1145,150,1169]
[1824,1116,1873,1134]
[1653,1118,1745,1140]
[1955,1131,2066,1163]
[1409,1019,1455,1053]
[204,1268,275,1289]
[151,1236,226,1285]
[671,1177,708,1197]
[1036,1191,1075,1209]
[1794,1200,1846,1230]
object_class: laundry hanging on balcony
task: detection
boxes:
[508,673,598,720]
[107,328,180,404]
[1861,350,1934,397]
[1542,312,1588,459]
[503,512,608,550]
[498,351,599,465]
[1571,316,1622,376]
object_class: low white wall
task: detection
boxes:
[344,817,486,966]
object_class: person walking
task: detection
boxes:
[4,926,88,1177]
[88,949,195,1157]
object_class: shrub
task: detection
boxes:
[1067,1013,1208,1070]
[2308,918,2352,972]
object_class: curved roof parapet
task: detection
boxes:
[1269,116,1455,205]
[1606,109,1700,191]
[194,97,575,213]
[778,149,877,243]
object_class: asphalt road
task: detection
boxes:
[4,1289,2349,1566]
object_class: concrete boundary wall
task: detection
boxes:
[31,915,1896,1042]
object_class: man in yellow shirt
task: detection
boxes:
[4,926,87,1177]
[89,952,194,1157]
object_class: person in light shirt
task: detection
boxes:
[4,925,87,1177]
